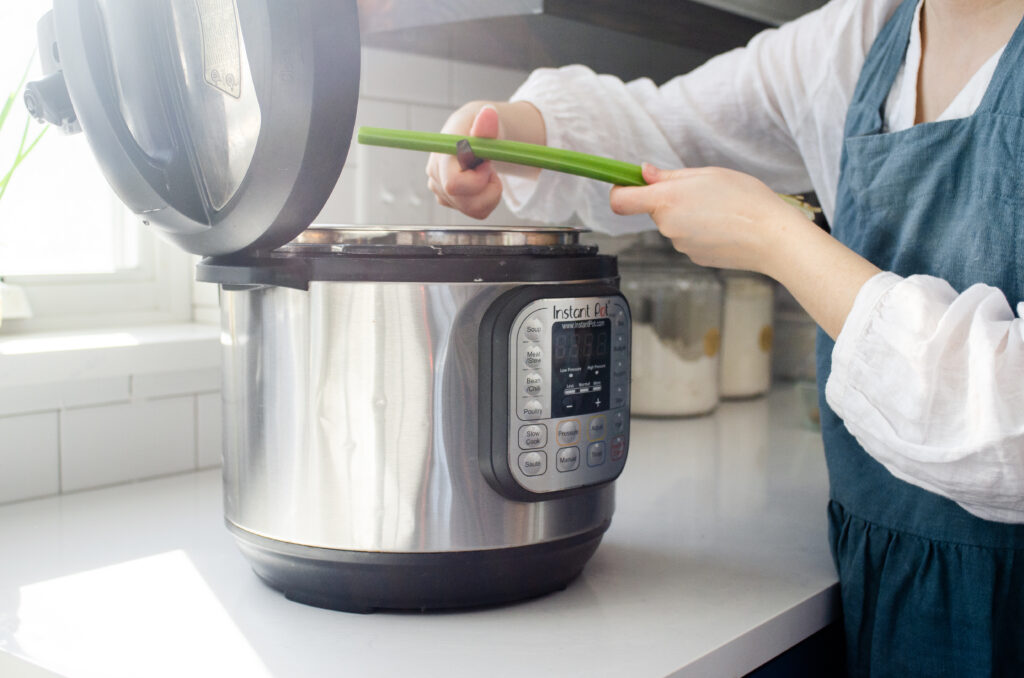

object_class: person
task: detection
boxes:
[426,0,1024,674]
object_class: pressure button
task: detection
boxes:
[556,420,580,445]
[518,451,547,477]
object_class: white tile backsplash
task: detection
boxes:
[0,412,59,504]
[132,369,220,400]
[61,397,196,492]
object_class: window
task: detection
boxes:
[0,1,192,333]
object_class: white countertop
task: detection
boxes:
[0,386,838,678]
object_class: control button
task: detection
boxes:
[561,395,581,413]
[522,372,543,397]
[610,436,627,461]
[612,411,626,435]
[520,399,544,420]
[613,307,628,329]
[523,345,543,369]
[587,441,607,467]
[612,384,627,408]
[556,420,581,445]
[523,318,544,343]
[518,451,547,477]
[612,358,628,380]
[588,415,606,441]
[556,447,580,472]
[518,424,547,450]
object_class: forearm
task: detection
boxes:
[763,212,881,340]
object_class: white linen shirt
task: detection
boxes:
[502,0,1024,522]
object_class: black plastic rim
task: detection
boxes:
[229,521,610,613]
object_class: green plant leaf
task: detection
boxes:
[0,53,35,136]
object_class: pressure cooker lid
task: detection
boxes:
[30,0,360,256]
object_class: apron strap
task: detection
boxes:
[847,0,919,132]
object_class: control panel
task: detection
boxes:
[507,295,630,494]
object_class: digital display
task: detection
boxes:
[551,318,611,417]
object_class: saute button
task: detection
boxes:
[518,451,547,477]
[520,399,544,420]
[518,424,547,450]
[523,318,544,342]
[610,436,627,461]
[588,415,606,441]
[522,372,543,397]
[587,442,607,467]
[523,346,543,369]
[557,420,580,445]
[556,446,580,472]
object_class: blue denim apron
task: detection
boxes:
[818,1,1024,675]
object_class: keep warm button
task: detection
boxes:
[518,451,547,477]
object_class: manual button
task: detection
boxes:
[556,420,580,445]
[518,424,547,450]
[518,451,547,477]
[556,446,580,472]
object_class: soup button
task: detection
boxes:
[518,451,547,477]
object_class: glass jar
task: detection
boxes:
[718,270,775,399]
[619,232,723,417]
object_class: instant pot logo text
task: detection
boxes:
[552,301,609,320]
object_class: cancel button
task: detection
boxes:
[518,451,547,477]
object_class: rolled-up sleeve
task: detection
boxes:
[826,272,1024,523]
[502,0,870,232]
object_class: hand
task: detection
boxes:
[609,164,807,276]
[611,163,881,339]
[426,102,504,219]
[426,100,546,220]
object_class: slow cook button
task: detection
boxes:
[523,318,544,343]
[518,451,547,477]
[588,415,606,441]
[522,372,543,397]
[587,442,607,467]
[520,399,544,420]
[556,419,580,445]
[523,345,543,369]
[556,446,580,472]
[518,424,547,450]
[610,435,626,461]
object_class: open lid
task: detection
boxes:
[26,0,360,257]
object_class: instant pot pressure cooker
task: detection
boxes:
[27,0,632,611]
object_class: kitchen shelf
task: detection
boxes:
[359,0,825,83]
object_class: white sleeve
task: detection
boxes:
[826,272,1024,523]
[502,0,872,233]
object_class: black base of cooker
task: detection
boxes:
[229,521,609,613]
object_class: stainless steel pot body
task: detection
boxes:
[219,279,616,553]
